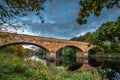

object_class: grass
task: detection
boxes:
[0,51,107,80]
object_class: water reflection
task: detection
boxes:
[88,57,103,67]
[89,57,120,80]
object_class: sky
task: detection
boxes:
[1,0,120,40]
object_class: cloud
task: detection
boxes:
[3,0,120,40]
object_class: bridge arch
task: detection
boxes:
[88,47,104,67]
[56,45,85,71]
[56,45,85,65]
[0,42,51,60]
[56,45,85,57]
[88,47,104,56]
[0,42,50,53]
[0,32,92,66]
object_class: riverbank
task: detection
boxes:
[90,53,120,59]
[0,52,106,80]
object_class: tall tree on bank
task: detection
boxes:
[71,17,120,53]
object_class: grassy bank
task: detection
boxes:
[0,52,106,80]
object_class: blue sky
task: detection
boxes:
[1,0,120,40]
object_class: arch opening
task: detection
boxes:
[0,42,50,52]
[88,47,104,56]
[0,43,52,78]
[0,42,50,66]
[56,45,84,71]
[88,47,104,67]
[88,57,104,67]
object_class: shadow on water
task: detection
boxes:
[88,57,104,67]
[90,56,120,80]
[68,62,83,71]
[73,55,120,80]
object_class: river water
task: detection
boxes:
[25,56,120,80]
[61,57,120,80]
[88,57,120,80]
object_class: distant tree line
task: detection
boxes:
[71,17,120,54]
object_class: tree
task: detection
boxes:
[82,32,94,42]
[16,44,26,56]
[77,0,120,24]
[0,0,119,26]
[71,17,120,53]
[0,45,17,54]
[93,17,120,46]
[0,0,46,20]
[71,36,83,41]
[0,0,48,28]
[62,47,76,66]
[71,32,94,42]
[35,48,46,59]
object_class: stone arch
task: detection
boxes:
[56,45,84,57]
[0,42,53,66]
[88,57,104,67]
[88,47,104,56]
[56,45,85,70]
[88,47,104,67]
[56,45,85,63]
[0,42,50,52]
[0,42,50,58]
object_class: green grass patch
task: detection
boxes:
[0,51,106,80]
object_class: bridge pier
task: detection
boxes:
[76,49,85,62]
[46,51,56,66]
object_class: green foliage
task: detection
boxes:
[35,48,46,59]
[16,44,26,57]
[62,47,76,66]
[72,17,120,54]
[49,66,105,80]
[0,52,51,80]
[77,0,120,24]
[0,45,17,54]
[92,17,120,53]
[71,32,94,42]
[0,0,46,19]
[71,36,84,41]
[0,0,119,25]
[0,51,106,80]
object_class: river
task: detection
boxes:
[88,57,120,80]
[24,55,120,80]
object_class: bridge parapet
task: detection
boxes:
[0,32,92,52]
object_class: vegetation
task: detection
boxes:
[0,53,52,80]
[0,0,46,23]
[77,0,120,24]
[35,48,47,59]
[62,47,76,67]
[0,45,17,54]
[56,47,77,68]
[0,49,105,80]
[16,44,26,56]
[0,0,119,25]
[71,17,120,54]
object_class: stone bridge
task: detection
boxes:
[0,32,93,58]
[0,32,102,71]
